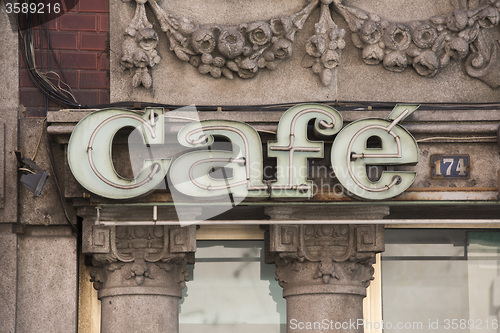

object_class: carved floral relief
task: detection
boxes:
[121,0,500,89]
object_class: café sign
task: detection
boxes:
[67,104,419,201]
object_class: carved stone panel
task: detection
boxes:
[83,224,110,254]
[268,224,384,291]
[111,0,500,105]
[170,226,197,253]
[269,225,301,253]
[83,223,196,299]
[356,224,384,253]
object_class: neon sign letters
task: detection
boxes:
[67,104,419,200]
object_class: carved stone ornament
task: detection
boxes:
[87,224,195,297]
[268,224,384,296]
[122,0,500,88]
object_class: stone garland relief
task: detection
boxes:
[121,0,500,88]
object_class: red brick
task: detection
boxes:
[21,88,46,107]
[19,50,59,69]
[19,69,36,88]
[64,70,80,89]
[79,32,108,51]
[99,53,110,71]
[99,90,110,104]
[19,53,27,68]
[99,14,109,32]
[79,0,109,13]
[25,107,47,118]
[73,89,100,107]
[17,14,53,29]
[31,32,41,48]
[19,51,33,69]
[46,17,58,30]
[62,0,79,13]
[80,70,109,89]
[30,26,53,48]
[23,15,41,28]
[60,51,98,69]
[51,70,80,89]
[60,14,97,31]
[30,13,59,30]
[44,32,78,49]
[18,12,57,30]
[46,97,61,108]
[20,67,78,91]
[17,15,29,30]
[21,89,62,110]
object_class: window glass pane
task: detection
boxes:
[467,232,500,333]
[382,229,500,333]
[384,229,466,257]
[179,240,286,333]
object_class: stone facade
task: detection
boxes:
[1,1,500,333]
[0,6,19,333]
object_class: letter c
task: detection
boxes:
[67,108,170,199]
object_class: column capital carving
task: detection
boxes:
[79,206,196,261]
[88,224,196,264]
[79,210,196,298]
[268,224,384,297]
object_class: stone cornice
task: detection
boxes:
[47,108,500,144]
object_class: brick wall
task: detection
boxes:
[19,1,109,118]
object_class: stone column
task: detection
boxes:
[266,207,385,333]
[83,219,196,333]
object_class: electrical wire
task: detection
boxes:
[86,100,500,113]
[18,12,80,109]
[44,71,78,102]
[416,136,497,142]
[18,168,36,174]
[32,117,46,160]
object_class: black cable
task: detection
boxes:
[19,11,80,109]
[40,11,75,102]
[86,100,500,112]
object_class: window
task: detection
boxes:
[382,229,500,332]
[179,240,286,333]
